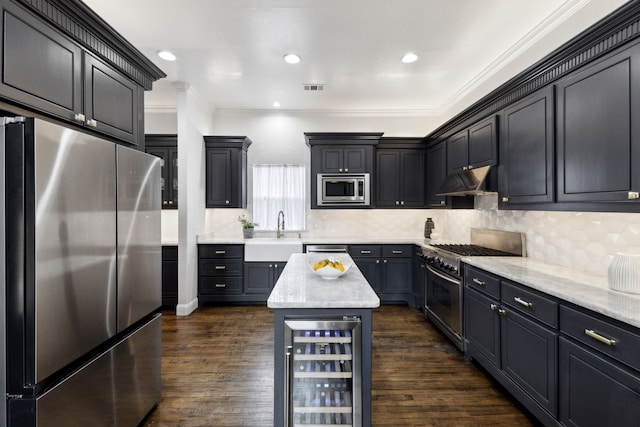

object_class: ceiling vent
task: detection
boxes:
[304,84,325,91]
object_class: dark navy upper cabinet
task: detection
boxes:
[446,115,497,175]
[0,1,160,145]
[375,138,426,208]
[556,43,640,204]
[499,87,555,206]
[204,136,252,208]
[145,135,178,209]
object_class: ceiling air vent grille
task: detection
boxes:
[304,84,325,91]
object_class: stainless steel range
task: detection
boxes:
[422,228,526,350]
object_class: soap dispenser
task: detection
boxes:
[424,218,435,239]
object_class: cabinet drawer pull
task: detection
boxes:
[215,250,226,254]
[215,266,226,270]
[86,118,98,127]
[502,196,509,203]
[514,296,533,308]
[360,250,371,254]
[392,250,403,254]
[215,283,226,288]
[74,113,86,123]
[628,191,639,200]
[472,278,485,286]
[498,309,506,316]
[585,329,616,346]
[490,303,498,311]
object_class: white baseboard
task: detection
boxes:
[176,298,198,316]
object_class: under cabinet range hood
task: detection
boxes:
[436,165,496,196]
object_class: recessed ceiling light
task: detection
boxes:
[283,54,301,64]
[401,53,418,64]
[273,102,281,108]
[158,50,177,61]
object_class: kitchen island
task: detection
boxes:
[268,253,380,426]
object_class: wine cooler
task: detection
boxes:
[284,317,362,427]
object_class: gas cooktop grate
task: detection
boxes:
[430,244,519,257]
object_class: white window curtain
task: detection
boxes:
[253,164,306,231]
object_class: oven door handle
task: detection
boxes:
[426,265,461,285]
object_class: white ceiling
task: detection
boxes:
[82,0,628,115]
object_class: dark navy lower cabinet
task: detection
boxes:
[559,337,640,427]
[464,265,560,426]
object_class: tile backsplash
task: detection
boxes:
[174,196,640,276]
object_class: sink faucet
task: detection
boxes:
[277,210,285,239]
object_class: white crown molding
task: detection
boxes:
[438,0,590,113]
[145,104,178,113]
[211,108,439,117]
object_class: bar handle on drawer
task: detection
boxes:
[392,250,403,254]
[472,278,485,286]
[215,250,226,254]
[585,329,616,346]
[215,266,226,270]
[360,250,371,254]
[215,283,226,288]
[514,296,533,308]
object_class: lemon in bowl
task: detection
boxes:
[307,255,352,280]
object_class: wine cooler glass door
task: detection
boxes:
[284,318,362,427]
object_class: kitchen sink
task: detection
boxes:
[244,238,303,262]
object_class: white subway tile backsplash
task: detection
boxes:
[161,195,640,276]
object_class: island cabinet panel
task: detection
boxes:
[556,42,640,204]
[204,136,251,208]
[375,142,426,208]
[0,2,143,145]
[499,86,555,206]
[161,246,178,308]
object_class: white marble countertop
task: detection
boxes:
[267,253,380,309]
[462,257,640,329]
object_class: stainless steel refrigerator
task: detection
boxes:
[2,116,162,426]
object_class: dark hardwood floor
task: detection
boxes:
[142,305,540,427]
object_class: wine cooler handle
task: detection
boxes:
[285,346,293,427]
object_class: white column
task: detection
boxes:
[173,81,214,316]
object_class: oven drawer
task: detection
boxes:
[501,281,558,328]
[464,265,500,299]
[560,305,640,370]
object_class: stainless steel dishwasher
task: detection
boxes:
[305,244,349,254]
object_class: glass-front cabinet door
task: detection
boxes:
[285,318,362,426]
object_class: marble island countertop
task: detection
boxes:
[463,257,640,329]
[267,253,380,309]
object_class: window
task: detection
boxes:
[253,164,306,231]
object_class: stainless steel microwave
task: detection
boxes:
[317,173,370,206]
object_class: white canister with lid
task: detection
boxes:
[608,252,640,294]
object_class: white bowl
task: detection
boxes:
[307,255,353,280]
